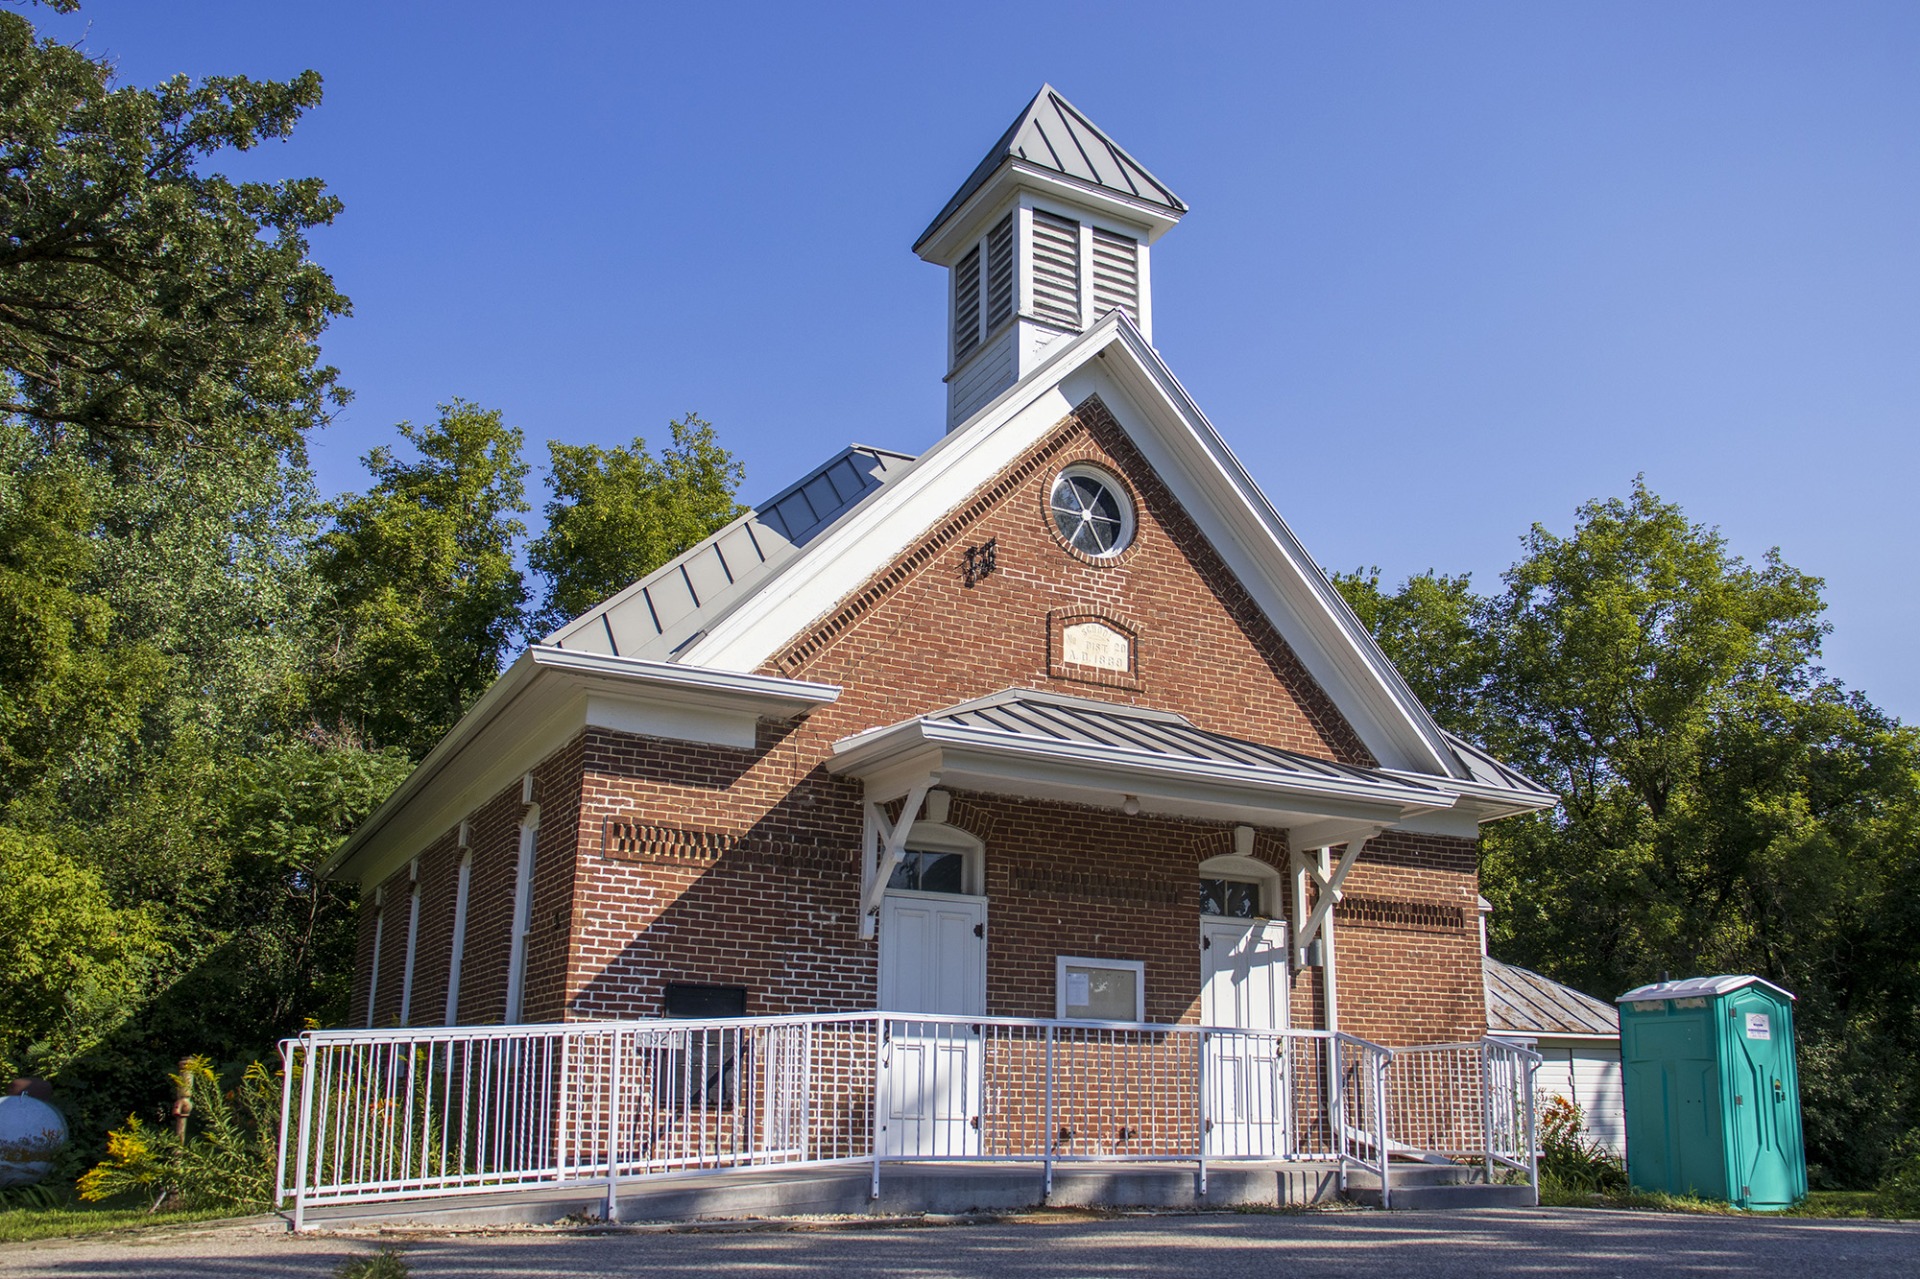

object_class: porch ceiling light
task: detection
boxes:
[1122,794,1141,815]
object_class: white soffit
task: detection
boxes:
[327,647,839,888]
[682,312,1462,780]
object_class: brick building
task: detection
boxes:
[326,86,1552,1163]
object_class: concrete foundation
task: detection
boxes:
[290,1160,1350,1231]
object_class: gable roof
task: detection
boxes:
[544,444,916,661]
[676,309,1531,795]
[1485,957,1619,1038]
[916,85,1187,253]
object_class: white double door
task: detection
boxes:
[877,891,987,1157]
[1200,917,1291,1157]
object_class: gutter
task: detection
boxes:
[324,646,838,878]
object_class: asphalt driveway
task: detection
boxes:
[3,1208,1915,1278]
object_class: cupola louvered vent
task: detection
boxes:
[1091,227,1140,322]
[1031,210,1081,328]
[953,243,982,361]
[985,215,1014,331]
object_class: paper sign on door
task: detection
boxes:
[1745,1012,1771,1040]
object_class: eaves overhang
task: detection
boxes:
[324,646,838,886]
[827,714,1452,831]
[1380,769,1559,823]
[915,160,1183,262]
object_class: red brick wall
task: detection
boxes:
[1329,830,1487,1045]
[544,394,1487,1046]
[352,393,1488,1046]
[349,736,585,1027]
[766,395,1371,764]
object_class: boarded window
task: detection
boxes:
[953,243,982,361]
[1091,227,1140,322]
[1031,210,1081,328]
[660,983,749,1108]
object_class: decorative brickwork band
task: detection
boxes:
[601,817,851,872]
[1334,894,1468,933]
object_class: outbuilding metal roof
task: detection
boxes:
[1485,957,1619,1038]
[545,443,916,661]
[835,688,1447,810]
[918,85,1187,250]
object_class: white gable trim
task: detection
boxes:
[681,312,1463,780]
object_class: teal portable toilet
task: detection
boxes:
[1615,976,1806,1209]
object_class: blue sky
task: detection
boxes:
[37,2,1920,717]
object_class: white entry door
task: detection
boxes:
[877,891,986,1158]
[1200,917,1291,1157]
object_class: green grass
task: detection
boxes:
[0,1202,249,1244]
[335,1248,411,1279]
[1541,1177,1912,1220]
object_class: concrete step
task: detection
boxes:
[1342,1162,1536,1210]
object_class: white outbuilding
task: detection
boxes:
[1484,954,1625,1154]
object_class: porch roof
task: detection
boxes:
[827,688,1452,832]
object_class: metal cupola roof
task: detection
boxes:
[915,85,1188,256]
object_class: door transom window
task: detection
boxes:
[888,848,969,895]
[1199,877,1264,919]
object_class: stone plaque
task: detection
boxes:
[1062,620,1131,672]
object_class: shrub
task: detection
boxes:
[1878,1133,1920,1219]
[75,1056,278,1212]
[1538,1094,1627,1195]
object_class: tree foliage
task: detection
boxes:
[0,11,348,458]
[0,4,762,1183]
[313,400,528,755]
[0,827,159,1082]
[1343,480,1920,1186]
[528,413,744,634]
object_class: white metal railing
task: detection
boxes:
[276,1012,1403,1227]
[1386,1036,1542,1203]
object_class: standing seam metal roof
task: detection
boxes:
[1484,957,1620,1037]
[906,689,1441,796]
[544,443,917,661]
[917,85,1187,250]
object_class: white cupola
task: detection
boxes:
[916,86,1187,430]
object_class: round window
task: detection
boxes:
[1049,466,1133,558]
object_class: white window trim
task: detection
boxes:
[503,805,541,1024]
[1052,463,1136,559]
[398,863,421,1026]
[365,887,385,1027]
[1056,955,1146,1023]
[445,849,472,1025]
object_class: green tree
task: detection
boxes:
[314,400,529,755]
[0,826,159,1082]
[1332,567,1488,738]
[0,451,166,805]
[1342,482,1920,1185]
[0,10,348,458]
[528,413,744,634]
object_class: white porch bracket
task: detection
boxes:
[1290,823,1382,967]
[858,776,937,938]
